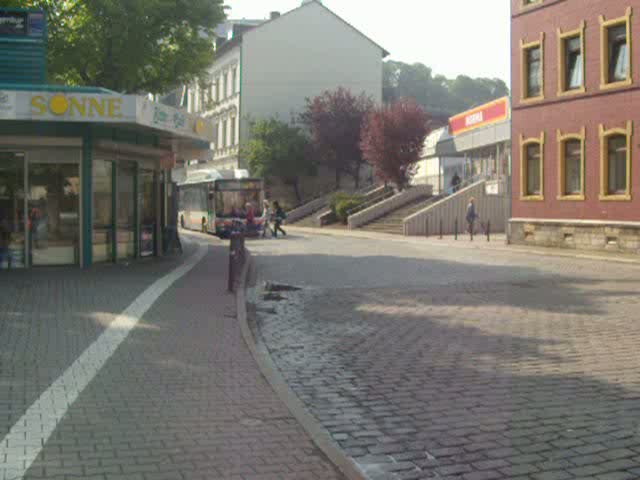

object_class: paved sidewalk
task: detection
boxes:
[287,226,640,265]
[1,233,343,480]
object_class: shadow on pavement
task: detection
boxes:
[255,252,640,479]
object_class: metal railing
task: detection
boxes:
[425,217,492,242]
[284,179,379,213]
[285,187,336,213]
[345,186,395,217]
[440,173,490,197]
[354,181,382,196]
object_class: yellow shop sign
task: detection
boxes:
[31,94,124,119]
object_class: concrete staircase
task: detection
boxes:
[359,195,440,235]
[292,213,320,227]
[289,183,387,227]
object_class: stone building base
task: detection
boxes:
[509,218,640,254]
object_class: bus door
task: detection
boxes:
[207,186,215,233]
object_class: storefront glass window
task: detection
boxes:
[117,161,136,260]
[28,163,80,266]
[0,152,25,269]
[93,160,113,263]
[140,169,156,257]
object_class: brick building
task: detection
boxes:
[510,0,640,252]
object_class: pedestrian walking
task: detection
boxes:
[466,197,478,235]
[245,202,255,235]
[451,171,462,193]
[0,211,12,269]
[273,201,287,238]
[261,199,273,238]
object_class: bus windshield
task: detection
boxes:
[215,189,262,218]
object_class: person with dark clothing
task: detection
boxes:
[245,202,254,223]
[0,213,11,269]
[245,202,256,235]
[466,197,478,235]
[451,172,462,192]
[273,201,287,238]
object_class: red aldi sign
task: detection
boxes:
[449,97,509,136]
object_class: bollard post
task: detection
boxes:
[425,218,428,238]
[455,219,458,241]
[439,218,443,239]
[228,232,243,293]
[487,220,491,242]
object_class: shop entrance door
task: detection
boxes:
[93,159,114,263]
[139,169,156,257]
[0,152,26,269]
[28,161,80,266]
[117,161,136,260]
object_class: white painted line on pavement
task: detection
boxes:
[0,240,208,480]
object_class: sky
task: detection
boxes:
[226,0,511,83]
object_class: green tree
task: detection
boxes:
[383,60,509,117]
[0,0,226,93]
[243,119,317,203]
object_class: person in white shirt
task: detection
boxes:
[261,199,273,238]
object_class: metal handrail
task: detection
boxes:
[354,181,382,196]
[441,173,490,197]
[345,188,396,217]
[285,188,336,213]
[285,180,380,213]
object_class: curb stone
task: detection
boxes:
[236,249,369,480]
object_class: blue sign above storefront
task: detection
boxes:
[0,8,47,84]
[0,9,45,38]
[28,12,45,38]
[0,11,27,36]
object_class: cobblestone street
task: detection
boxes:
[249,232,640,480]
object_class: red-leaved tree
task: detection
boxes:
[360,99,430,190]
[299,88,374,189]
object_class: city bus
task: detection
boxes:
[178,168,265,238]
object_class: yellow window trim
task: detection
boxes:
[557,22,586,97]
[599,7,633,91]
[520,33,545,104]
[599,121,633,201]
[557,127,586,201]
[520,132,545,201]
[521,0,543,11]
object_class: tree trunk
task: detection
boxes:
[353,162,361,190]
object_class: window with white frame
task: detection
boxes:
[230,116,237,145]
[232,68,237,95]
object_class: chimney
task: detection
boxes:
[270,11,281,20]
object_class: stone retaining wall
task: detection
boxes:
[510,219,640,254]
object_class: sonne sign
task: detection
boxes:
[31,94,124,119]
